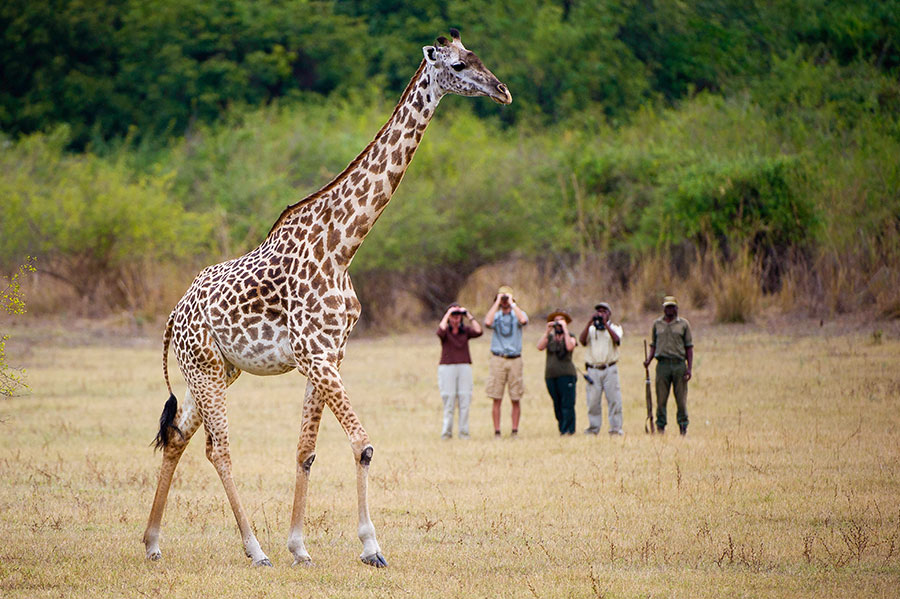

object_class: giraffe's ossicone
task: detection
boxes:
[143,28,511,568]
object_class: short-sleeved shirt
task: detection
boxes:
[488,310,524,357]
[437,325,482,364]
[544,333,577,378]
[650,316,693,361]
[585,322,624,365]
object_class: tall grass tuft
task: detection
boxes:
[712,246,761,323]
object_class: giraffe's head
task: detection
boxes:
[423,28,512,105]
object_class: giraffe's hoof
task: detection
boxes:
[292,556,313,567]
[146,550,162,561]
[360,552,388,568]
[252,557,273,567]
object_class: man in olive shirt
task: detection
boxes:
[643,296,693,435]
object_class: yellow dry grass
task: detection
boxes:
[1,318,899,598]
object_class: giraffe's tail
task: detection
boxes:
[154,310,182,451]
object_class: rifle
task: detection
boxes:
[644,340,655,434]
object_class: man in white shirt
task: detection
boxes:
[578,302,624,435]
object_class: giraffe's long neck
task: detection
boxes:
[269,60,442,268]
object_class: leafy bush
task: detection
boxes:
[659,155,818,251]
[0,128,215,307]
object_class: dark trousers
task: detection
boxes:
[545,375,576,434]
[655,359,688,430]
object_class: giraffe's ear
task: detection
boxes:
[423,46,437,64]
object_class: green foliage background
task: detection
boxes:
[1,0,899,315]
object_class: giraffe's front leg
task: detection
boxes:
[305,357,386,568]
[287,381,323,566]
[356,444,387,567]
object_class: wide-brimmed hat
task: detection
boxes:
[594,302,611,314]
[498,285,514,296]
[546,309,572,324]
[662,295,678,307]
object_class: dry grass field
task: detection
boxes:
[1,316,899,598]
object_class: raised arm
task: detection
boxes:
[464,308,482,335]
[511,301,528,325]
[438,306,453,332]
[561,320,576,351]
[484,294,501,328]
[579,319,591,346]
[536,321,554,350]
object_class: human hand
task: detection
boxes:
[683,370,692,382]
[643,359,652,369]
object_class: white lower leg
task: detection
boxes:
[287,530,311,566]
[356,446,383,561]
[143,527,161,560]
[243,534,269,565]
[288,451,315,565]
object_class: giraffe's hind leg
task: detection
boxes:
[194,369,271,567]
[143,388,202,560]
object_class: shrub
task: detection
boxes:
[1,258,35,396]
[0,128,216,310]
[662,155,818,252]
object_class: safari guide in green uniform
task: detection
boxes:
[643,296,693,435]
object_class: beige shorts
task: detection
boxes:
[486,354,524,401]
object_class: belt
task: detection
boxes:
[656,356,684,362]
[586,361,617,370]
[492,351,521,359]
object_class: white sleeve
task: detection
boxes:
[611,323,624,340]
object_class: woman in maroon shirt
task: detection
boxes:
[437,302,483,439]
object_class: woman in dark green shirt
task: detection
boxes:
[537,310,578,435]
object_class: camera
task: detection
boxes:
[451,309,466,316]
[553,323,563,334]
[592,315,605,330]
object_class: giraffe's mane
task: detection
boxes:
[266,59,429,239]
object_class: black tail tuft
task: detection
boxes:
[153,394,182,451]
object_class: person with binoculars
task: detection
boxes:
[484,285,529,438]
[436,302,483,439]
[578,302,625,436]
[537,310,578,435]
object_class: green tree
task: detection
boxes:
[0,0,368,147]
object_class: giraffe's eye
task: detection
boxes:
[451,63,466,72]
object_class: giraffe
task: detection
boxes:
[142,29,511,568]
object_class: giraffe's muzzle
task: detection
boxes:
[491,83,513,105]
